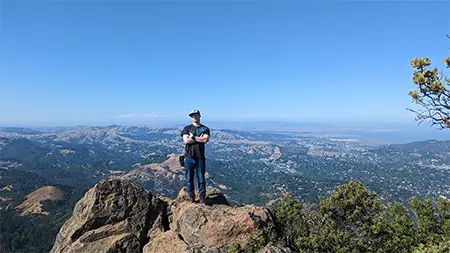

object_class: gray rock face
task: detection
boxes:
[50,179,165,253]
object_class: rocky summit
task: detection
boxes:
[50,179,276,253]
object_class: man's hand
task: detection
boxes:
[183,134,196,144]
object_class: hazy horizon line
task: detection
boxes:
[0,119,445,132]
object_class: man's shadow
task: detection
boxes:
[204,193,229,206]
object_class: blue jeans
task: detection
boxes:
[184,157,206,197]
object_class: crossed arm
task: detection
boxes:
[194,134,209,143]
[183,133,210,144]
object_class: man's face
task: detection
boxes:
[190,114,200,123]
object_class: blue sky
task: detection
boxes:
[0,0,449,128]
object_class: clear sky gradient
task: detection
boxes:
[1,0,449,127]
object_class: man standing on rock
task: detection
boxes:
[181,109,210,204]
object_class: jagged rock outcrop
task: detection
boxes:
[52,179,274,253]
[50,179,165,253]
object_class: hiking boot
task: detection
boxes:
[199,194,206,205]
[189,195,196,203]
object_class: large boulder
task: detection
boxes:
[51,179,165,253]
[169,202,271,251]
[143,187,273,252]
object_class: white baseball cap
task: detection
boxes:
[188,109,201,117]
